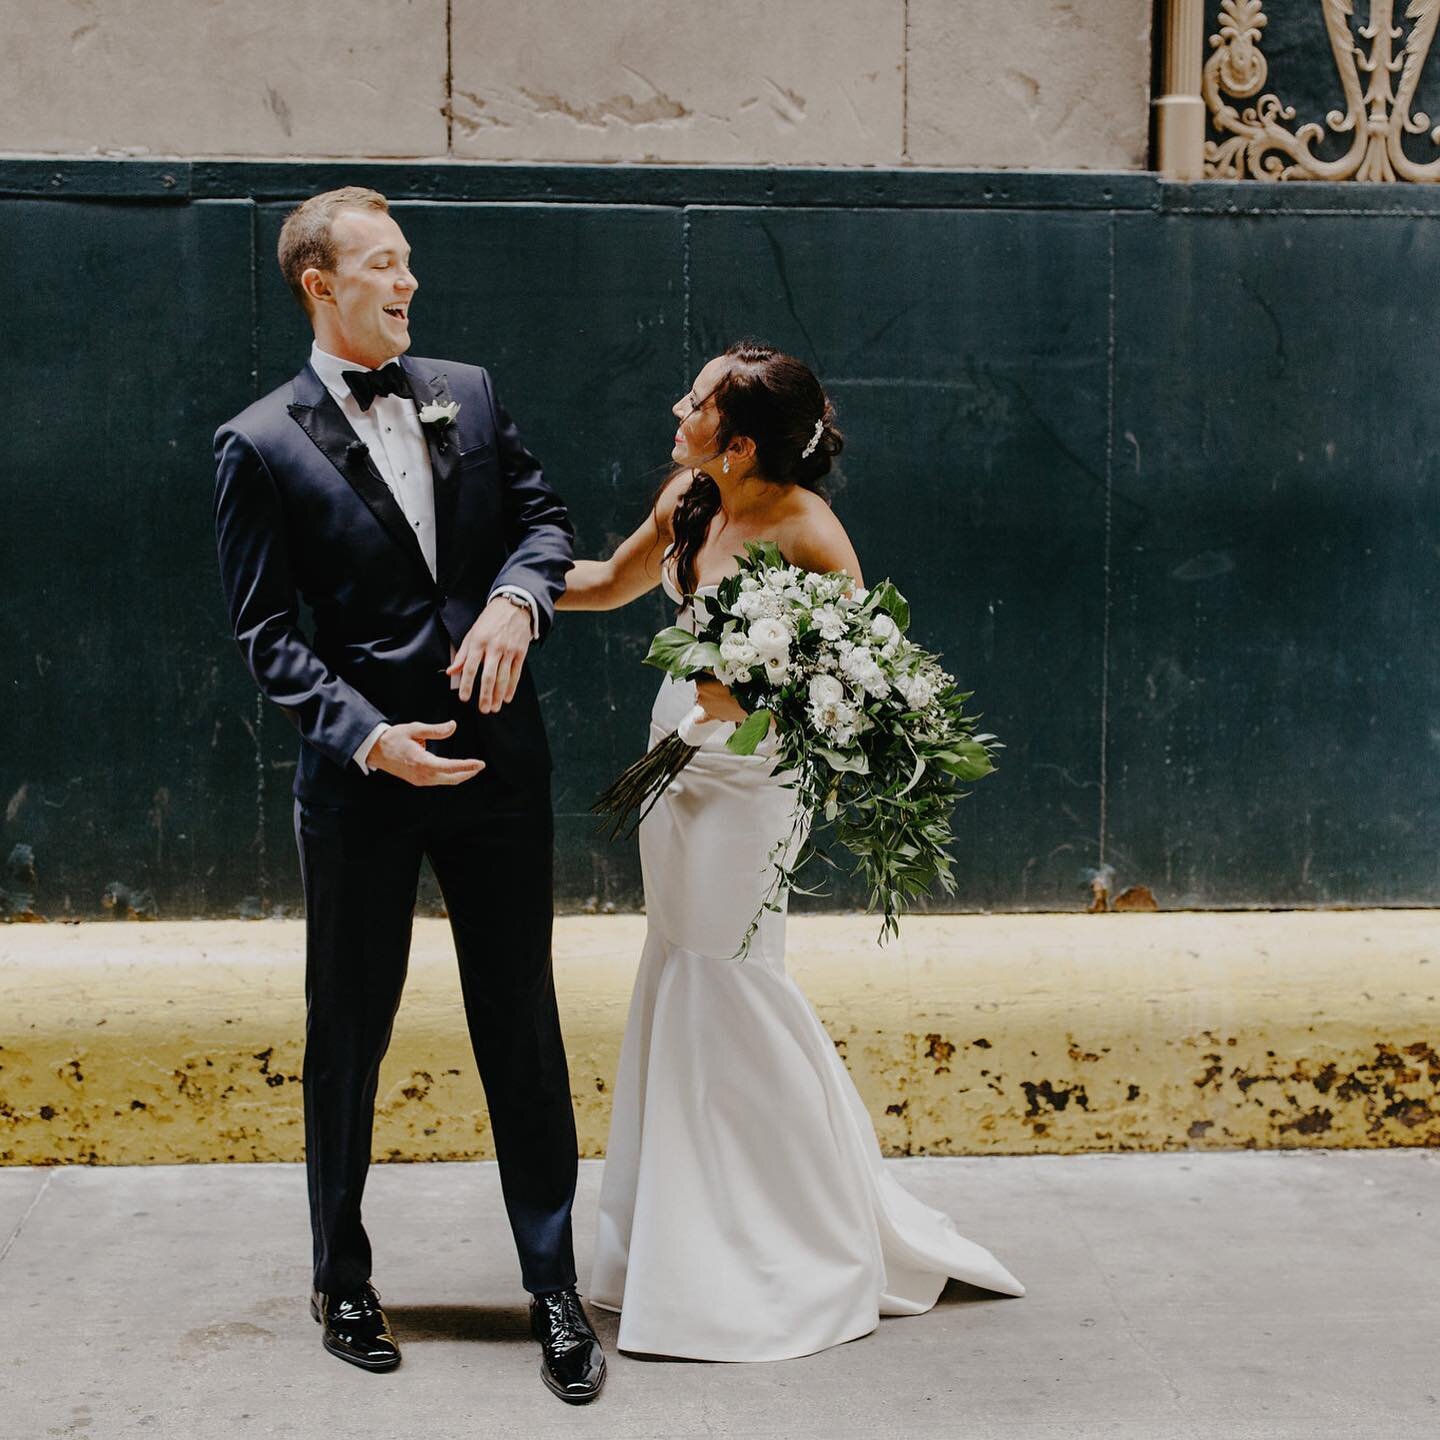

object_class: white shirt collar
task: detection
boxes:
[309,341,403,407]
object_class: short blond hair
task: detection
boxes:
[277,186,390,312]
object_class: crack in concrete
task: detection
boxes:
[0,1169,54,1271]
[1066,1205,1205,1436]
[902,0,911,161]
[444,0,453,154]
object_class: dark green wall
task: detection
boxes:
[2,163,1436,917]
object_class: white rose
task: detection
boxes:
[734,590,766,621]
[808,673,845,707]
[870,614,900,647]
[747,617,793,661]
[719,635,759,667]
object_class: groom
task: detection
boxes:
[213,187,605,1404]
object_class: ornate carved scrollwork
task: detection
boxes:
[1205,0,1440,180]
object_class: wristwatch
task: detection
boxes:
[498,591,532,613]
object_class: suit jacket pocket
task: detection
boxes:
[458,442,495,468]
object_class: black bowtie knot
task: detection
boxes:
[342,361,411,412]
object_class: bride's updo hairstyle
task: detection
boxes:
[669,341,843,596]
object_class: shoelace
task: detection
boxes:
[332,1286,382,1322]
[538,1291,588,1351]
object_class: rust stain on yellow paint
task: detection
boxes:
[1,912,1435,1164]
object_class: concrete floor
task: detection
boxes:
[0,1152,1435,1440]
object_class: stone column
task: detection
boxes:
[1155,0,1207,179]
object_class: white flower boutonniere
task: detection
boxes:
[419,399,461,426]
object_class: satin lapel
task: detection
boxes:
[405,361,461,586]
[286,365,433,581]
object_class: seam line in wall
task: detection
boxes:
[1099,214,1116,867]
[682,208,692,382]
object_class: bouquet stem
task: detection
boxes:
[591,731,698,840]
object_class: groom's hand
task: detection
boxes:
[370,720,484,787]
[447,597,532,714]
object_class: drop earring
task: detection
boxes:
[722,454,730,475]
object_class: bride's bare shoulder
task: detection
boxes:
[779,488,863,582]
[652,470,699,536]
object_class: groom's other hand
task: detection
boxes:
[370,720,484,786]
[447,597,532,714]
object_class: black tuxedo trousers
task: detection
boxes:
[295,773,577,1299]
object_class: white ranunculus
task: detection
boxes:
[808,673,845,707]
[746,617,793,661]
[719,635,759,667]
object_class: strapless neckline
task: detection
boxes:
[660,548,720,607]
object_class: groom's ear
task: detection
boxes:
[300,267,333,310]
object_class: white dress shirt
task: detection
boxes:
[306,343,538,773]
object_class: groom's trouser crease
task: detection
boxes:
[294,786,577,1299]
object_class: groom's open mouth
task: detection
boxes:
[382,304,409,323]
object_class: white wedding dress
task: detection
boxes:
[588,566,1024,1361]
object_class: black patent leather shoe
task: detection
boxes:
[310,1283,401,1372]
[530,1287,606,1404]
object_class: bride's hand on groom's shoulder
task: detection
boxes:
[369,720,485,787]
[447,598,532,714]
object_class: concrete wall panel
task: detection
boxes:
[450,0,905,165]
[907,0,1153,170]
[0,0,448,158]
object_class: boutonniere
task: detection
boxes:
[418,399,461,427]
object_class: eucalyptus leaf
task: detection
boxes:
[817,747,870,774]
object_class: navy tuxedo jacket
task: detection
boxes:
[214,355,574,809]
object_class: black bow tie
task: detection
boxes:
[342,361,411,412]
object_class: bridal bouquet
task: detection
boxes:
[593,542,999,948]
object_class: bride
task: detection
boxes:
[558,341,1023,1361]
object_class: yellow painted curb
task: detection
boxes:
[1,913,1436,1164]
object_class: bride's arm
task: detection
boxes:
[556,475,686,611]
